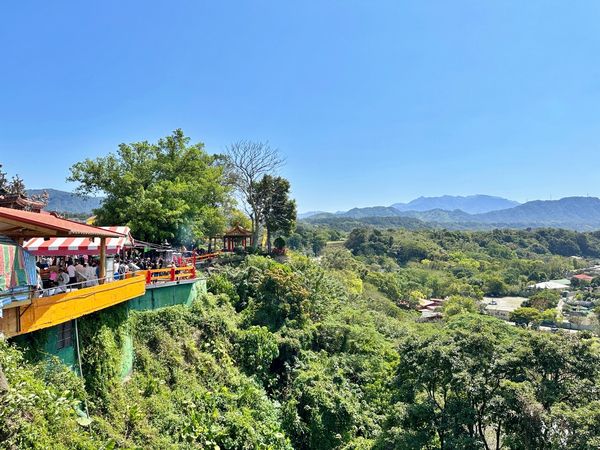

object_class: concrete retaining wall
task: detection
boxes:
[14,279,207,376]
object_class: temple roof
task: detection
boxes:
[0,194,45,212]
[223,225,252,237]
[0,207,124,239]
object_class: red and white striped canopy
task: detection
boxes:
[23,226,134,256]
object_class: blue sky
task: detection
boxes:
[1,1,600,212]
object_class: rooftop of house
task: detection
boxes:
[531,280,570,290]
[573,274,594,281]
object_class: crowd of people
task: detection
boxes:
[34,254,182,296]
[36,257,102,295]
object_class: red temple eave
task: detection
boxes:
[0,207,123,239]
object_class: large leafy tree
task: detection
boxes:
[68,129,230,245]
[378,314,600,450]
[255,175,297,252]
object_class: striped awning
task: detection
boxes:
[23,226,134,256]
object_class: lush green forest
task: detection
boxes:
[3,135,600,449]
[3,225,600,449]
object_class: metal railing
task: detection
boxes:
[1,263,203,306]
[38,272,138,297]
[0,286,35,304]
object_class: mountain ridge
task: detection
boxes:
[300,194,519,218]
[303,196,600,231]
[26,188,103,214]
[391,194,520,214]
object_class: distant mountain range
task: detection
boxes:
[302,196,600,231]
[302,195,517,220]
[391,195,520,214]
[26,190,600,231]
[26,189,103,215]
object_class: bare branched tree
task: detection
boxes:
[225,141,284,248]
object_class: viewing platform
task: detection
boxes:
[0,273,146,338]
[0,266,204,338]
[0,207,212,342]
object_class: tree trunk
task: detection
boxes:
[495,424,502,450]
[252,220,260,250]
[250,211,260,249]
[267,227,272,254]
[0,364,8,392]
[478,417,490,450]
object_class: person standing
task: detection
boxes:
[114,258,121,280]
[48,259,59,286]
[67,261,76,285]
[75,259,86,285]
[35,267,43,297]
[87,262,98,286]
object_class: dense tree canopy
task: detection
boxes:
[4,220,600,449]
[343,227,585,303]
[68,130,230,245]
[255,175,297,252]
[5,251,600,450]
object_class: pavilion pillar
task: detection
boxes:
[99,237,107,284]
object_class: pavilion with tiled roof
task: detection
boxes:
[221,225,253,251]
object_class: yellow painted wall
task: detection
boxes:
[11,275,146,337]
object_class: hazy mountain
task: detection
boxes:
[26,189,103,214]
[338,206,403,219]
[474,197,600,227]
[303,197,600,231]
[392,195,519,214]
[298,211,328,219]
[397,208,474,223]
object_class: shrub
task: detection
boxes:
[274,236,286,250]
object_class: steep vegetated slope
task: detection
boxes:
[2,241,600,449]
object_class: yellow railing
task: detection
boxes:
[0,273,146,338]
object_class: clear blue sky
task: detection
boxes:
[1,1,600,212]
